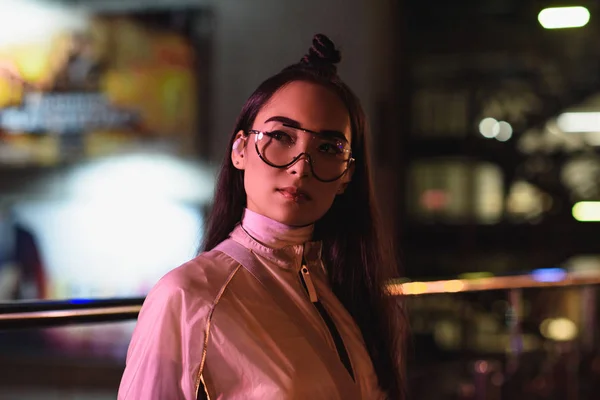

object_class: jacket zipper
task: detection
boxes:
[299,255,355,381]
[300,265,318,302]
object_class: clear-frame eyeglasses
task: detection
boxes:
[246,123,354,182]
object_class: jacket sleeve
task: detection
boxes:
[117,267,210,400]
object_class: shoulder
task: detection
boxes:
[120,250,244,399]
[141,249,242,315]
[161,249,240,292]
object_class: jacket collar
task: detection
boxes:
[229,209,323,270]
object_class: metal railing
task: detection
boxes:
[0,297,143,329]
[1,273,599,399]
[389,272,600,295]
[1,272,599,329]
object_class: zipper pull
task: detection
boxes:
[300,265,319,303]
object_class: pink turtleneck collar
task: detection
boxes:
[240,208,314,249]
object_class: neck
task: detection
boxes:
[240,209,314,248]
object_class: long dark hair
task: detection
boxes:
[202,34,407,399]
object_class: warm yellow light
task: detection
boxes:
[541,318,578,341]
[538,7,590,29]
[572,201,600,222]
[401,282,428,295]
[443,280,465,293]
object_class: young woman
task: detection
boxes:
[118,34,406,400]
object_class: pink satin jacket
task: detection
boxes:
[118,209,385,399]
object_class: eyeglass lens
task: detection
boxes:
[254,125,351,181]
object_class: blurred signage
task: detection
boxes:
[1,93,138,133]
[0,4,202,165]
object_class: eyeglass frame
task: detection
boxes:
[244,124,355,183]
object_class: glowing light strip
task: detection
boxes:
[0,305,141,321]
[538,7,590,29]
[557,112,600,133]
[389,273,600,296]
[573,202,600,222]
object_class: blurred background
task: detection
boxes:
[1,0,600,398]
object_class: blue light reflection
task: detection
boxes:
[531,268,567,282]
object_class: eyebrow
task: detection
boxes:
[264,116,349,143]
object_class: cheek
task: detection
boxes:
[243,151,277,189]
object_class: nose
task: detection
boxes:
[287,153,312,178]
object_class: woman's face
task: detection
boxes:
[232,81,353,227]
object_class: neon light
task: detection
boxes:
[69,298,93,304]
[531,268,567,282]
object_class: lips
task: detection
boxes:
[277,186,311,203]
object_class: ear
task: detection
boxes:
[336,160,355,195]
[231,130,247,170]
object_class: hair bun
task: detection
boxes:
[300,34,341,75]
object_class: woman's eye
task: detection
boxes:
[267,130,293,143]
[319,142,343,154]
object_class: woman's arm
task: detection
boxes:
[118,269,207,400]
